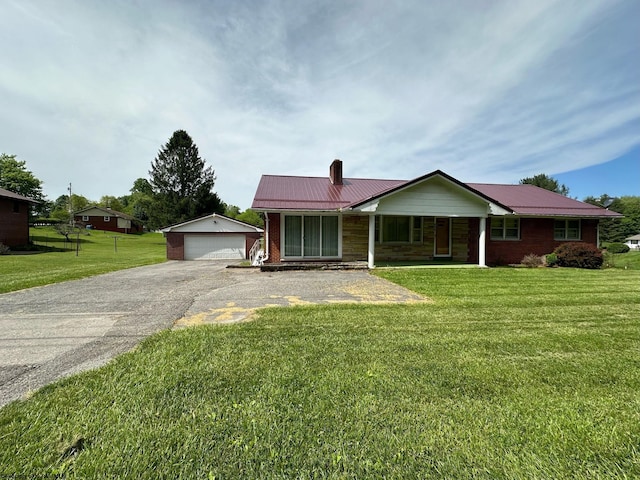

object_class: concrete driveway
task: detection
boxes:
[0,261,426,407]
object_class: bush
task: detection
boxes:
[554,242,603,269]
[545,253,558,267]
[0,243,9,255]
[521,253,544,268]
[605,242,630,254]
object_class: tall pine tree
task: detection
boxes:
[148,130,223,229]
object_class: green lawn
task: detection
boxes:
[604,250,640,270]
[1,268,639,478]
[0,227,166,293]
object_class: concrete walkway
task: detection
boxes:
[174,267,428,327]
[0,262,426,407]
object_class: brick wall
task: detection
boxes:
[263,213,600,266]
[342,215,368,261]
[451,218,471,262]
[0,198,30,247]
[264,213,281,263]
[342,215,473,263]
[165,232,185,260]
[486,218,600,265]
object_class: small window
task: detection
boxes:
[490,217,520,240]
[104,216,111,222]
[554,219,581,240]
[82,215,89,221]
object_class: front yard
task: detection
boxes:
[0,227,166,293]
[1,267,638,478]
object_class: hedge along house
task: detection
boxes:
[161,213,263,261]
[251,160,622,268]
[0,187,38,247]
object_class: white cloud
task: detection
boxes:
[0,0,638,208]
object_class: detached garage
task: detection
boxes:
[161,214,263,261]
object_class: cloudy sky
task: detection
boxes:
[1,0,638,208]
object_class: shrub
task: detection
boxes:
[0,243,9,255]
[545,253,558,267]
[605,242,630,254]
[554,242,603,269]
[521,253,544,268]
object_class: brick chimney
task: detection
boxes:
[329,159,343,185]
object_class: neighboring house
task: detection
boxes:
[73,206,143,234]
[624,234,640,251]
[251,160,623,267]
[0,187,38,247]
[161,213,263,261]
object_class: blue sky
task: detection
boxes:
[556,146,639,201]
[0,0,638,209]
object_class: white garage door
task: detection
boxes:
[184,235,245,260]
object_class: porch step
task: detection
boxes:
[260,262,369,272]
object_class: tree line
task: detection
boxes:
[1,130,262,231]
[1,138,637,239]
[519,173,640,243]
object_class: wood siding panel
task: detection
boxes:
[375,179,488,217]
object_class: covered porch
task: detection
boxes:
[343,172,509,268]
[341,214,488,268]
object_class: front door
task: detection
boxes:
[434,217,451,257]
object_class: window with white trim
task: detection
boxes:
[490,217,520,240]
[104,216,111,222]
[283,214,339,258]
[554,219,581,240]
[82,215,89,221]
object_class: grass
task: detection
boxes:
[603,250,640,270]
[0,227,166,293]
[1,267,638,478]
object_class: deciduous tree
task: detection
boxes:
[0,153,46,216]
[520,173,569,196]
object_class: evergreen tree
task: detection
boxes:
[519,173,569,196]
[148,130,223,229]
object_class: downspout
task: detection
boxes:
[261,212,270,263]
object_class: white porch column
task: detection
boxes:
[479,216,487,267]
[368,214,376,269]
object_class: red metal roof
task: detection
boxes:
[468,183,622,217]
[252,175,404,210]
[252,173,622,218]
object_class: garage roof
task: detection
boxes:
[160,213,263,233]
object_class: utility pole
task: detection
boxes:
[68,183,73,225]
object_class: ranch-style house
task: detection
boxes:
[251,160,622,267]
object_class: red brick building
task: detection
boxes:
[0,187,37,247]
[252,160,622,267]
[74,206,143,234]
